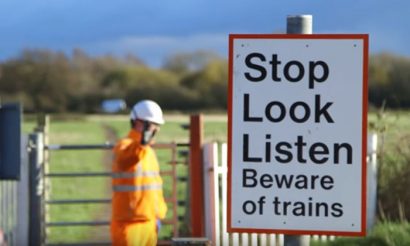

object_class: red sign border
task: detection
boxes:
[227,34,369,236]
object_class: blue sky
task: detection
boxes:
[1,0,409,67]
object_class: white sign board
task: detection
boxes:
[228,34,368,236]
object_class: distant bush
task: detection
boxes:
[369,53,410,108]
[1,49,410,113]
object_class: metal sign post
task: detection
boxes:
[284,15,312,246]
[227,15,368,238]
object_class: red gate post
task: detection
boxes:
[189,114,205,237]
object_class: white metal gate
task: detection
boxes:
[202,133,378,246]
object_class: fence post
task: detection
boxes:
[367,133,378,230]
[284,14,312,246]
[220,143,229,246]
[36,115,51,240]
[203,143,218,244]
[17,135,29,246]
[28,132,45,246]
[189,114,205,237]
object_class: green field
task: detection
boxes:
[24,114,228,244]
[23,111,410,244]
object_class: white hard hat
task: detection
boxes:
[130,100,165,125]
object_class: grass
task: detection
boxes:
[30,114,200,243]
[311,222,410,246]
[368,110,410,148]
[24,111,410,244]
[45,120,110,243]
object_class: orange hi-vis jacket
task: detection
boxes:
[111,129,167,222]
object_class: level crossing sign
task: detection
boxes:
[227,34,368,236]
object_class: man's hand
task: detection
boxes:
[156,219,162,232]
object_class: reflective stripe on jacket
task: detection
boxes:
[111,129,167,222]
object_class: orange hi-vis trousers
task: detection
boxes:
[111,220,157,246]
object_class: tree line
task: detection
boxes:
[0,49,409,113]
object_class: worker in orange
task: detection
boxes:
[110,100,167,246]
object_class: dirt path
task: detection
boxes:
[88,123,118,242]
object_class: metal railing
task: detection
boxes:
[29,131,190,245]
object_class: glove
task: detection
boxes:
[156,219,162,232]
